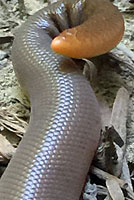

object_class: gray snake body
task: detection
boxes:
[0,0,124,199]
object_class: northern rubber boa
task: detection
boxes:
[0,0,124,199]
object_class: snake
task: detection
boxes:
[0,0,124,199]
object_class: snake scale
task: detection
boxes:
[0,0,124,199]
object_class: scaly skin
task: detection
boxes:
[0,0,124,199]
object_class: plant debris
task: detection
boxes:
[0,0,134,199]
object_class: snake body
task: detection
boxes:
[0,0,124,199]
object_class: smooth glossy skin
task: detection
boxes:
[0,0,124,199]
[51,0,124,58]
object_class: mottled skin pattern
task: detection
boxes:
[0,0,124,199]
